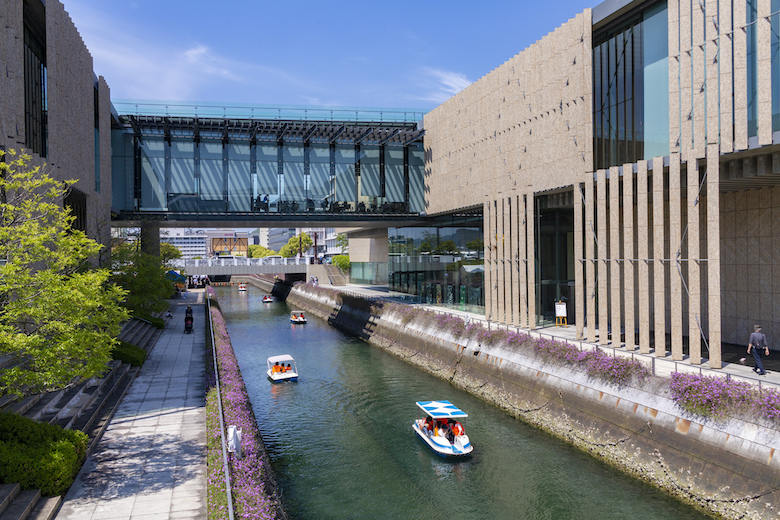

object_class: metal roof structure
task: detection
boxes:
[118,114,425,147]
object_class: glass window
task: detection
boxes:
[593,1,668,169]
[283,144,305,203]
[309,144,331,207]
[334,145,356,204]
[409,145,425,213]
[385,147,405,203]
[199,141,224,205]
[228,143,251,212]
[140,139,165,210]
[360,146,382,197]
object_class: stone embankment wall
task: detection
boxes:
[242,277,780,519]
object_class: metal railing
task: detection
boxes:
[207,293,235,520]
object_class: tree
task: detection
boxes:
[466,238,484,256]
[111,241,174,316]
[279,233,313,258]
[159,242,182,266]
[434,240,459,255]
[248,244,277,258]
[336,233,349,254]
[0,150,129,395]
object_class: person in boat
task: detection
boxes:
[299,312,305,320]
[273,362,280,373]
[450,419,464,436]
[285,363,292,372]
[424,416,433,432]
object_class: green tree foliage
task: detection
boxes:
[111,241,173,316]
[332,255,350,272]
[248,244,277,258]
[466,238,484,256]
[336,233,349,254]
[159,241,182,266]
[279,232,313,258]
[434,240,459,254]
[0,150,129,395]
[419,231,438,253]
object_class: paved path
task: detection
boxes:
[56,294,207,520]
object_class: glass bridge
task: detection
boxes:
[111,100,428,226]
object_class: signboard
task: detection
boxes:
[555,302,567,318]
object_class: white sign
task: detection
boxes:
[555,302,567,318]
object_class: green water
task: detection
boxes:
[217,287,709,520]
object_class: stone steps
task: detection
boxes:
[0,484,60,520]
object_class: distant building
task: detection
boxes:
[160,229,208,259]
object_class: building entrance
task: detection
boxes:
[535,193,574,327]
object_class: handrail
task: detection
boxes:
[207,293,235,520]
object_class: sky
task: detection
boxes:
[63,0,594,112]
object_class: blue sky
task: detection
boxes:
[64,0,594,112]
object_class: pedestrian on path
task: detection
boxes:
[748,324,770,376]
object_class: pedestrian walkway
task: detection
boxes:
[328,283,780,389]
[56,293,207,520]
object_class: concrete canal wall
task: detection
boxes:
[242,277,780,519]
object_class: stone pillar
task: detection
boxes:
[140,221,161,257]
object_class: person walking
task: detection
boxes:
[748,324,770,375]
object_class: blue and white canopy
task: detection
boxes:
[416,400,468,419]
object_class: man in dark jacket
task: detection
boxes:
[748,324,770,376]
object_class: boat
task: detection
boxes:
[238,283,247,291]
[266,354,298,382]
[412,400,473,458]
[290,311,307,324]
[262,294,274,303]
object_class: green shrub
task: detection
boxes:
[332,255,350,272]
[112,340,146,366]
[0,413,87,496]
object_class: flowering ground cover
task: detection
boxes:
[206,287,279,520]
[669,372,780,422]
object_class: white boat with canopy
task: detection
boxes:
[267,354,298,382]
[238,283,247,291]
[412,400,472,457]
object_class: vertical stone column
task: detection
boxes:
[669,0,680,155]
[496,198,506,324]
[688,156,702,363]
[692,0,706,156]
[638,161,651,353]
[519,194,529,328]
[139,221,161,257]
[719,0,734,153]
[680,0,693,150]
[586,175,596,343]
[707,144,722,368]
[706,0,720,147]
[597,169,608,345]
[575,182,585,340]
[526,191,536,329]
[653,157,667,356]
[484,200,494,320]
[511,193,521,326]
[670,154,684,360]
[623,164,636,350]
[734,2,748,150]
[757,0,773,145]
[502,196,512,323]
[609,166,622,347]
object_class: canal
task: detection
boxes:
[216,286,709,520]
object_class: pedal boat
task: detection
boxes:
[238,283,247,291]
[262,295,274,303]
[412,400,473,458]
[267,354,298,382]
[290,312,307,324]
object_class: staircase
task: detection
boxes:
[0,316,167,520]
[324,264,347,286]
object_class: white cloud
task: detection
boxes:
[415,67,471,104]
[66,2,307,102]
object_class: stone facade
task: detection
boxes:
[0,0,112,257]
[423,1,780,368]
